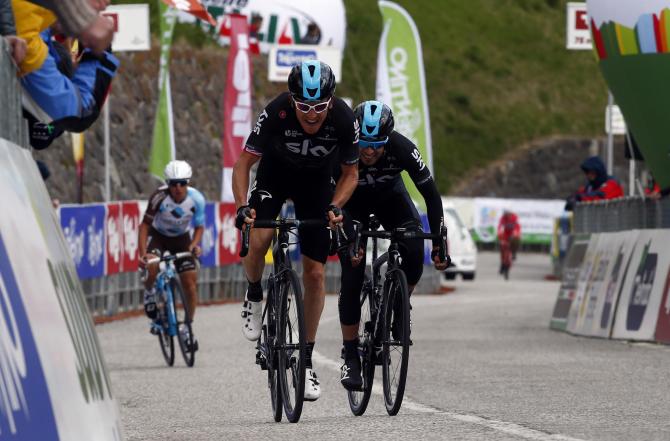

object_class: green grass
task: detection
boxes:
[339,0,608,193]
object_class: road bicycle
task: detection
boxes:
[347,215,447,416]
[144,251,197,367]
[499,238,513,280]
[240,217,326,423]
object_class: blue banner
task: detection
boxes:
[60,205,106,279]
[0,233,59,440]
[199,202,217,268]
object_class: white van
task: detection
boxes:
[442,199,477,281]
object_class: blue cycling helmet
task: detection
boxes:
[353,100,394,141]
[288,60,336,101]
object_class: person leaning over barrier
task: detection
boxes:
[336,100,450,391]
[232,59,359,401]
[138,160,205,353]
[565,156,624,211]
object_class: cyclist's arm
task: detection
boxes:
[138,221,149,259]
[232,150,261,209]
[190,225,204,252]
[331,163,358,209]
[416,178,444,247]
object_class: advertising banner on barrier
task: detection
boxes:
[105,203,123,275]
[471,198,566,244]
[612,230,670,341]
[550,234,590,331]
[122,201,140,272]
[218,202,239,265]
[200,202,218,268]
[566,234,600,334]
[60,204,106,279]
[0,140,122,440]
[654,245,670,342]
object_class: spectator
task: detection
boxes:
[645,177,661,200]
[1,0,26,64]
[13,0,119,149]
[25,0,113,54]
[300,22,321,45]
[565,156,624,210]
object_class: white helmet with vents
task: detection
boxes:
[164,160,192,182]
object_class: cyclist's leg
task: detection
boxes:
[143,230,165,319]
[173,234,198,322]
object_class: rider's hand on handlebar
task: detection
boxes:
[235,205,256,230]
[350,246,364,267]
[189,245,202,258]
[431,247,451,271]
[138,254,150,270]
[326,204,343,230]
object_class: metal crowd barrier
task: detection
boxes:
[82,262,441,318]
[572,196,670,233]
[0,39,28,146]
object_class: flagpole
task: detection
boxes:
[104,98,111,202]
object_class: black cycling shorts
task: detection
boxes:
[338,182,424,326]
[248,157,333,264]
[146,227,197,273]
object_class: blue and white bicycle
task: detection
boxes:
[144,251,198,367]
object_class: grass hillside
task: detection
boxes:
[340,0,608,193]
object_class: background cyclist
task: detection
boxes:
[232,60,359,401]
[138,160,204,350]
[337,100,449,391]
[497,209,521,274]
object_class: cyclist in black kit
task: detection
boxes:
[337,100,449,391]
[232,60,359,401]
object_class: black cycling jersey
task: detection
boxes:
[245,92,360,170]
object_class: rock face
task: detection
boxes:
[450,136,635,200]
[33,43,282,203]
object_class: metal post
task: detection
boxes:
[625,130,636,196]
[606,91,614,175]
[104,99,111,202]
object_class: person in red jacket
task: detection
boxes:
[497,210,521,274]
[565,156,624,210]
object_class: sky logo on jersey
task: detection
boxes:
[0,233,59,440]
[276,49,317,67]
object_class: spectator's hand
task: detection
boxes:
[189,245,202,258]
[327,204,343,230]
[79,15,114,54]
[89,0,111,12]
[5,36,27,65]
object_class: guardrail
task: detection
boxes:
[573,196,670,233]
[0,39,27,145]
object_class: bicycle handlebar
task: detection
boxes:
[239,218,328,258]
[143,251,195,266]
[357,225,449,263]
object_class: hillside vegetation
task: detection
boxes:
[340,0,608,193]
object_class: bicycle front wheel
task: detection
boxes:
[171,278,195,367]
[347,281,375,416]
[157,292,174,366]
[382,270,410,416]
[277,269,306,423]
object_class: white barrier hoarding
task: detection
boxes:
[612,230,670,341]
[471,198,566,244]
[566,234,600,334]
[0,140,122,440]
[550,234,590,331]
[566,2,592,50]
[103,4,151,52]
[268,45,342,82]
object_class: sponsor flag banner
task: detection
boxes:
[611,229,670,340]
[221,14,253,202]
[162,0,216,25]
[200,202,218,267]
[376,0,432,210]
[105,203,123,275]
[218,203,239,265]
[122,201,140,272]
[149,1,177,180]
[59,204,106,279]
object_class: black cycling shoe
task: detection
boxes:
[340,357,363,391]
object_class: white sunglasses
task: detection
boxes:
[294,97,331,114]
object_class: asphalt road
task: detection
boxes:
[97,252,670,441]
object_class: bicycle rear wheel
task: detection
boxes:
[277,269,306,423]
[347,281,375,416]
[156,292,174,366]
[171,278,195,367]
[382,270,410,416]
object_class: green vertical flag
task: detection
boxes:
[149,0,177,180]
[376,1,433,211]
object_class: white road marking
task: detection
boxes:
[312,350,587,441]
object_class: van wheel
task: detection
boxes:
[462,272,475,281]
[444,272,457,280]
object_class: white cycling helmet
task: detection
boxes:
[164,160,192,182]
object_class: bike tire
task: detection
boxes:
[157,291,175,366]
[277,269,306,423]
[347,280,375,416]
[263,282,282,422]
[382,269,410,416]
[171,278,195,367]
